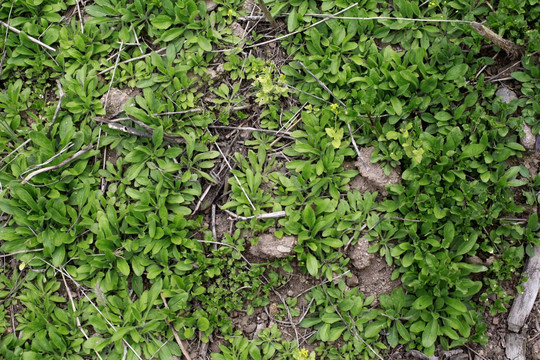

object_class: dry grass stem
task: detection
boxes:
[160,294,193,360]
[0,20,56,52]
[21,144,93,184]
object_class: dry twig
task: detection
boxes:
[160,294,192,360]
[221,209,286,221]
[21,144,93,184]
[0,20,56,52]
[246,2,360,49]
[61,269,104,360]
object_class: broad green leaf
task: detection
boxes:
[444,297,467,313]
[152,15,173,29]
[420,77,437,93]
[319,323,330,341]
[461,143,485,158]
[117,258,130,276]
[300,318,321,327]
[445,64,469,81]
[197,317,210,331]
[328,326,346,341]
[161,28,184,42]
[443,221,455,245]
[422,318,439,348]
[511,71,532,82]
[303,205,316,228]
[390,96,402,115]
[365,320,386,338]
[412,295,433,310]
[153,126,163,148]
[198,37,212,51]
[288,8,298,32]
[306,253,318,277]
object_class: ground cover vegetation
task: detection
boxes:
[0,0,539,359]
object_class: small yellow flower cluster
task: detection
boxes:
[292,347,315,360]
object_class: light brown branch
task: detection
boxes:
[0,20,56,52]
[21,144,93,184]
[160,294,192,360]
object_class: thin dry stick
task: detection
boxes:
[101,119,186,144]
[269,112,303,147]
[0,20,56,52]
[212,138,256,211]
[256,0,278,28]
[246,2,360,49]
[21,144,93,184]
[60,269,104,360]
[211,204,218,240]
[306,14,473,23]
[297,61,367,168]
[32,257,144,360]
[103,42,124,111]
[221,208,286,221]
[148,336,173,360]
[48,80,65,135]
[0,1,14,78]
[209,125,293,138]
[160,294,192,360]
[193,185,213,213]
[196,239,252,267]
[153,105,250,116]
[75,0,84,34]
[22,142,73,175]
[273,289,299,345]
[98,47,166,75]
[0,139,30,166]
[0,248,43,258]
[321,285,385,360]
[294,270,351,299]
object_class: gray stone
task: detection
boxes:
[495,87,517,104]
[249,234,296,259]
[532,338,540,360]
[521,122,536,150]
[354,147,401,196]
[205,0,218,11]
[348,237,374,270]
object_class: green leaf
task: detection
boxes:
[300,318,321,327]
[444,297,467,313]
[529,213,539,231]
[412,295,433,310]
[365,320,386,338]
[306,253,319,277]
[288,8,298,32]
[443,221,455,246]
[455,232,478,256]
[319,323,330,341]
[117,258,130,276]
[511,71,532,82]
[303,205,316,228]
[197,37,212,51]
[434,111,452,121]
[461,143,485,159]
[390,97,402,115]
[152,15,173,29]
[328,326,346,341]
[445,64,469,81]
[249,344,261,360]
[420,77,437,93]
[422,318,438,348]
[153,126,163,148]
[197,317,210,331]
[161,28,184,42]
